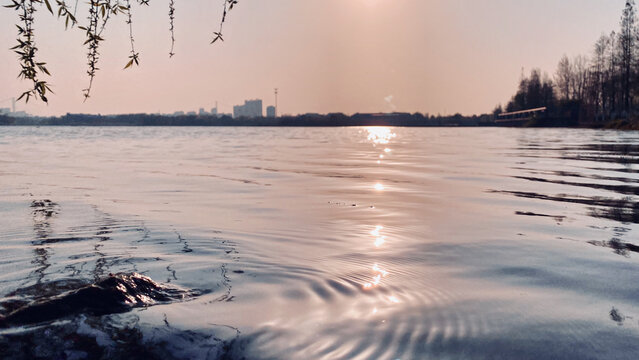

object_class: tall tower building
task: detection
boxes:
[233,99,263,118]
[266,106,276,118]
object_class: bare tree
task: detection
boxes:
[619,0,636,113]
[608,31,620,114]
[498,1,639,125]
[572,55,590,102]
[592,34,610,115]
[555,55,572,101]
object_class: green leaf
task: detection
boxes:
[44,0,53,14]
[38,65,51,76]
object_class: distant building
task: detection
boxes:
[186,111,197,116]
[0,108,9,115]
[233,99,263,118]
[266,106,276,118]
[198,108,208,116]
[173,111,185,116]
[211,106,218,116]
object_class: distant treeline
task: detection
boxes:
[0,112,493,127]
[495,0,639,129]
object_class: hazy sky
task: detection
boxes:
[0,0,623,116]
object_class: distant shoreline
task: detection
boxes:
[2,113,637,130]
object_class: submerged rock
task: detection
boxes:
[610,307,625,325]
[0,273,198,328]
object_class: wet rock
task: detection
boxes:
[610,307,625,325]
[0,273,199,328]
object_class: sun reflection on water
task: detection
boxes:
[372,264,389,277]
[372,226,386,247]
[361,127,401,312]
[366,127,397,145]
[363,263,390,290]
[363,227,391,289]
[371,226,383,237]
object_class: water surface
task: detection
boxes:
[1,127,638,359]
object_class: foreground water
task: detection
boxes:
[0,126,638,359]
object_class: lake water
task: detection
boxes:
[1,126,638,359]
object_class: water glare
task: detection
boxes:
[366,126,397,144]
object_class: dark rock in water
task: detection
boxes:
[610,307,625,325]
[0,273,197,328]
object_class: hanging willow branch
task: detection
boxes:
[80,0,144,99]
[4,0,239,103]
[123,0,148,69]
[5,0,53,103]
[211,0,237,44]
[79,1,104,100]
[55,0,78,29]
[168,0,175,57]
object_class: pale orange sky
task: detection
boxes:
[0,0,622,116]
